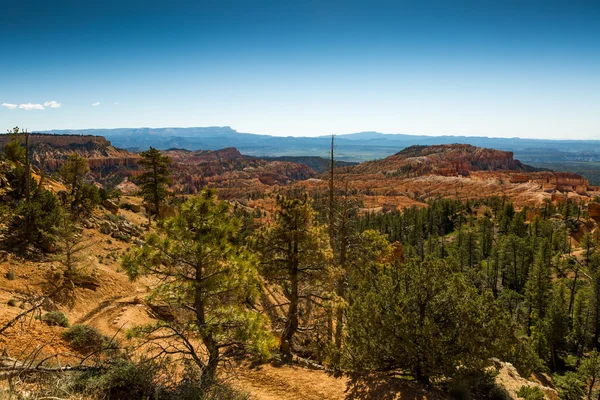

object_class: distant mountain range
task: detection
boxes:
[40,127,600,165]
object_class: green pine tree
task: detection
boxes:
[122,190,275,387]
[137,147,171,223]
[254,195,331,362]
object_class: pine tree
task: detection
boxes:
[3,126,25,163]
[254,195,331,362]
[545,285,569,370]
[578,349,600,399]
[59,153,89,197]
[44,208,94,308]
[571,286,594,361]
[525,244,553,324]
[137,147,172,223]
[344,256,513,383]
[122,190,274,387]
[589,254,600,350]
[59,153,99,216]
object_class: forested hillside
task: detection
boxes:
[2,128,600,399]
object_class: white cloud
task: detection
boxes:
[18,103,45,110]
[43,100,61,108]
[1,101,60,110]
[113,102,119,105]
[92,102,100,106]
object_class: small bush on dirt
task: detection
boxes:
[5,270,15,280]
[166,365,250,400]
[7,299,16,307]
[41,311,69,327]
[62,324,109,353]
[517,385,545,400]
[73,357,250,400]
[76,358,165,400]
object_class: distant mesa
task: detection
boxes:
[0,133,111,148]
[329,144,593,207]
[350,144,529,176]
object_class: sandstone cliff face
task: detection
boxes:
[0,134,140,191]
[516,171,591,193]
[10,135,142,172]
[589,202,600,218]
[165,147,243,164]
[163,148,316,195]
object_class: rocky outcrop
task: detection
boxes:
[164,147,316,194]
[194,147,243,162]
[143,203,178,218]
[510,174,530,184]
[99,218,144,242]
[0,134,142,173]
[524,171,591,194]
[86,157,140,170]
[494,359,557,399]
[103,199,120,215]
[351,144,529,177]
[589,202,600,218]
[114,178,140,195]
[542,172,589,191]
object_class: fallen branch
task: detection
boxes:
[0,299,45,335]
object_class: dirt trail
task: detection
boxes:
[75,295,127,324]
[235,362,347,400]
[233,362,450,400]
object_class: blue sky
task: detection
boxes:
[1,0,598,139]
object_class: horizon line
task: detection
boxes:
[21,126,600,142]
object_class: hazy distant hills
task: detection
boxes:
[40,127,600,165]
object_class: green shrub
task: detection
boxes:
[41,311,70,327]
[7,299,16,307]
[62,324,109,353]
[13,188,61,246]
[169,363,250,400]
[554,372,585,400]
[73,357,249,400]
[76,358,164,400]
[510,336,547,377]
[5,270,15,280]
[517,385,545,400]
[75,183,102,216]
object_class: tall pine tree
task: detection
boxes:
[137,147,171,223]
